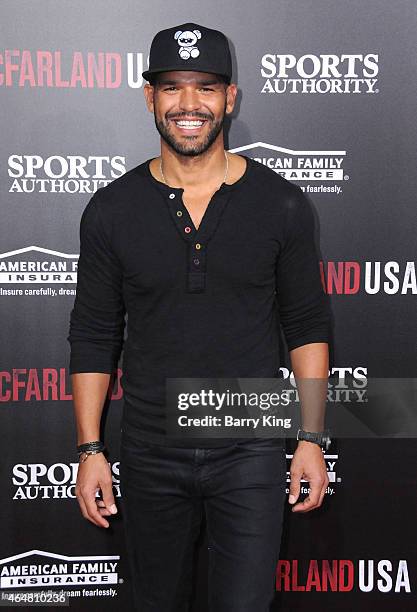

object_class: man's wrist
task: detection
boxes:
[77,440,106,462]
[297,439,324,449]
[77,434,101,445]
[296,428,331,451]
[78,450,106,463]
[77,440,105,452]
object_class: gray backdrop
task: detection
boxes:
[1,1,416,609]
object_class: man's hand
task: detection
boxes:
[288,440,329,513]
[75,453,118,528]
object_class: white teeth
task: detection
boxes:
[175,120,204,128]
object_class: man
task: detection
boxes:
[68,22,332,612]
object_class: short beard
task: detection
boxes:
[154,102,227,157]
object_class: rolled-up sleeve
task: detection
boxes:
[275,186,331,352]
[67,191,126,374]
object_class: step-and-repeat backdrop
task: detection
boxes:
[1,1,416,610]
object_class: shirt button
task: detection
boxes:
[185,226,192,233]
[193,258,200,265]
[169,193,175,199]
[195,243,201,250]
[176,210,183,217]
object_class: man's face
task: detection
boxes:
[144,71,237,157]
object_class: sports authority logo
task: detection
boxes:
[228,142,348,195]
[174,29,202,60]
[260,53,379,94]
[280,366,367,383]
[0,247,77,298]
[12,461,120,500]
[8,155,126,194]
[276,559,411,592]
[0,550,120,592]
[280,366,368,402]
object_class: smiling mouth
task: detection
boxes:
[171,118,208,131]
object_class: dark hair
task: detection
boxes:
[216,74,230,87]
[148,73,229,88]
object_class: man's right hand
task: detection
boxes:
[75,452,118,528]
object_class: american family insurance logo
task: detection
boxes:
[0,550,120,596]
[276,559,411,593]
[0,50,148,88]
[228,142,348,195]
[0,247,78,297]
[260,53,379,94]
[322,261,417,295]
[8,155,126,194]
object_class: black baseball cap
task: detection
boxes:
[142,22,232,84]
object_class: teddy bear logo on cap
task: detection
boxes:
[174,29,202,60]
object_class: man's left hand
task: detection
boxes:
[288,440,329,513]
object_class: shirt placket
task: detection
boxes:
[160,185,233,294]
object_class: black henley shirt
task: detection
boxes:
[67,155,331,447]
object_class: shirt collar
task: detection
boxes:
[142,154,253,194]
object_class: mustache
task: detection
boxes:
[165,111,214,121]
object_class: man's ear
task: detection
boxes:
[143,83,155,113]
[225,83,238,115]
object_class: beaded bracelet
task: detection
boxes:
[77,440,105,454]
[77,441,106,462]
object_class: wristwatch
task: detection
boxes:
[296,428,331,451]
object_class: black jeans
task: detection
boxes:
[119,431,287,612]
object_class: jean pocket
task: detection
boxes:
[120,431,155,455]
[235,437,286,452]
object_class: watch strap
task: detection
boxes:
[296,428,331,451]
